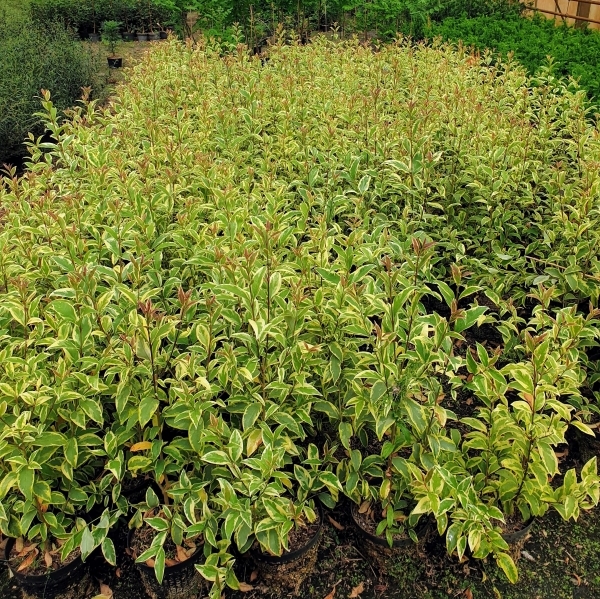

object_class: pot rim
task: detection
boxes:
[500,516,536,544]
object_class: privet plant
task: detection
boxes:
[1,32,600,593]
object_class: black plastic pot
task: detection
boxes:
[137,33,148,42]
[88,33,100,42]
[128,529,205,599]
[251,506,324,565]
[122,476,163,506]
[159,31,168,39]
[350,503,427,548]
[501,517,536,545]
[148,32,160,41]
[107,57,123,68]
[123,31,136,41]
[4,538,89,595]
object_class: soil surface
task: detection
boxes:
[286,517,321,552]
[500,513,532,536]
[8,542,81,576]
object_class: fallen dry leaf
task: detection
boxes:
[16,550,38,573]
[464,589,473,599]
[115,568,121,578]
[165,558,178,567]
[250,570,258,582]
[328,516,345,531]
[374,585,388,593]
[44,552,53,568]
[572,573,582,586]
[145,558,155,567]
[349,582,364,597]
[358,500,370,514]
[17,544,38,557]
[324,579,342,599]
[176,545,189,562]
[239,582,254,592]
[100,583,113,598]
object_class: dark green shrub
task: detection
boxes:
[30,0,86,30]
[31,0,136,34]
[0,15,105,165]
[427,13,600,109]
[432,0,523,20]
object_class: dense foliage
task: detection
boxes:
[28,0,523,39]
[30,0,174,34]
[0,14,104,166]
[1,35,600,596]
[428,13,600,110]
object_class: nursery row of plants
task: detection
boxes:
[2,34,600,599]
[29,0,523,42]
[30,0,176,38]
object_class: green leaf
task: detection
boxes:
[454,306,487,333]
[294,383,321,396]
[138,396,159,427]
[154,547,166,584]
[102,537,117,566]
[50,300,77,322]
[357,174,371,194]
[33,481,52,504]
[81,526,95,560]
[146,517,169,532]
[538,441,558,476]
[80,398,103,424]
[33,432,66,447]
[128,456,152,472]
[202,451,230,465]
[339,421,353,450]
[313,401,339,420]
[243,403,262,430]
[571,421,595,436]
[496,552,518,583]
[64,437,78,468]
[18,467,35,501]
[315,268,340,286]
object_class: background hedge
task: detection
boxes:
[0,14,104,165]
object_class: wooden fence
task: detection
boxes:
[526,0,600,28]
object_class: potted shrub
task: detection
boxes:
[151,0,177,38]
[0,312,120,595]
[87,0,100,41]
[205,433,337,594]
[119,0,138,40]
[421,317,600,582]
[2,498,120,598]
[102,20,123,68]
[343,449,429,573]
[129,483,208,599]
